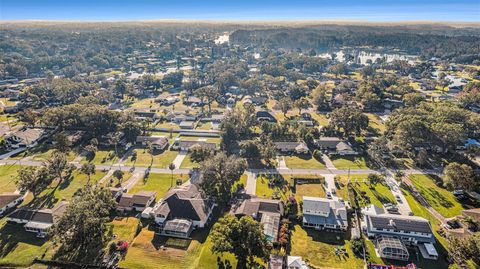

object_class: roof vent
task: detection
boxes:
[389,219,396,228]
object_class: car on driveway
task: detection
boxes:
[395,195,402,203]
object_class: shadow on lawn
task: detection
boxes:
[0,223,48,260]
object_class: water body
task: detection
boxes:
[318,50,417,65]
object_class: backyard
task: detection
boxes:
[129,173,189,197]
[0,164,23,192]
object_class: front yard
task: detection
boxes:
[0,164,23,192]
[331,156,369,169]
[335,174,396,207]
[125,149,178,168]
[283,155,326,169]
[129,173,189,197]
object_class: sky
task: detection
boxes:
[1,0,479,21]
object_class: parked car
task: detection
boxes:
[395,195,402,203]
[326,192,332,199]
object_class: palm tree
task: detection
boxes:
[168,163,176,188]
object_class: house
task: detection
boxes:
[232,198,284,242]
[183,96,203,107]
[286,256,309,269]
[179,121,195,129]
[171,139,217,151]
[169,113,198,124]
[133,109,157,119]
[5,128,45,150]
[153,184,215,238]
[362,205,437,260]
[116,191,156,213]
[302,196,348,231]
[7,201,69,237]
[109,187,126,201]
[314,137,357,156]
[256,111,277,123]
[0,193,23,216]
[136,136,169,151]
[274,142,309,154]
[244,95,267,105]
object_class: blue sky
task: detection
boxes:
[1,0,479,21]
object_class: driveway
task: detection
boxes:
[172,150,187,168]
[321,154,336,170]
[277,156,287,169]
[385,170,412,215]
[245,171,256,195]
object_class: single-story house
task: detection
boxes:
[170,139,217,151]
[133,109,157,119]
[136,136,169,151]
[5,128,45,150]
[7,201,69,237]
[302,196,348,231]
[183,96,203,107]
[116,191,156,213]
[153,184,215,238]
[274,142,309,154]
[0,193,23,216]
[232,198,285,242]
[179,121,195,129]
[256,111,277,123]
[314,137,357,156]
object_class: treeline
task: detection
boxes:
[230,25,480,63]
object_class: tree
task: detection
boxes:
[311,84,329,111]
[329,106,369,137]
[210,215,270,268]
[328,63,348,78]
[367,173,384,185]
[45,151,74,186]
[277,97,292,118]
[294,97,310,115]
[80,163,96,183]
[403,92,425,107]
[199,153,246,206]
[448,233,480,267]
[52,133,72,153]
[50,185,115,262]
[190,145,213,163]
[443,162,477,191]
[168,163,176,188]
[16,166,52,199]
[113,170,124,186]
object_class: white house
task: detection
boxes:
[302,196,348,231]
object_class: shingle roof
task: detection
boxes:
[0,193,22,209]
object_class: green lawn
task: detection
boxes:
[366,113,386,134]
[336,174,396,207]
[32,149,77,162]
[255,175,292,200]
[36,170,107,208]
[110,217,141,243]
[82,150,120,165]
[311,113,329,126]
[294,183,326,200]
[178,135,221,144]
[0,164,22,193]
[0,223,54,267]
[409,174,465,218]
[290,225,365,269]
[331,156,369,169]
[180,154,200,169]
[125,149,178,168]
[129,173,189,197]
[284,155,326,169]
[196,122,212,130]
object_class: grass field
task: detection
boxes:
[129,173,189,197]
[409,174,465,218]
[180,154,200,169]
[110,217,141,243]
[0,164,22,193]
[294,183,326,200]
[366,113,386,134]
[336,174,396,207]
[32,148,77,162]
[82,150,120,165]
[331,156,369,169]
[284,155,326,169]
[255,174,292,200]
[125,149,178,168]
[290,225,365,269]
[178,135,221,144]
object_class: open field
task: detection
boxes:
[180,154,200,169]
[409,174,465,218]
[335,174,396,207]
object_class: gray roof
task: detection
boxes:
[315,137,344,149]
[367,214,433,234]
[136,136,168,146]
[233,198,284,218]
[0,193,22,209]
[303,196,348,227]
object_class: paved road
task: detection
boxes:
[321,154,336,170]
